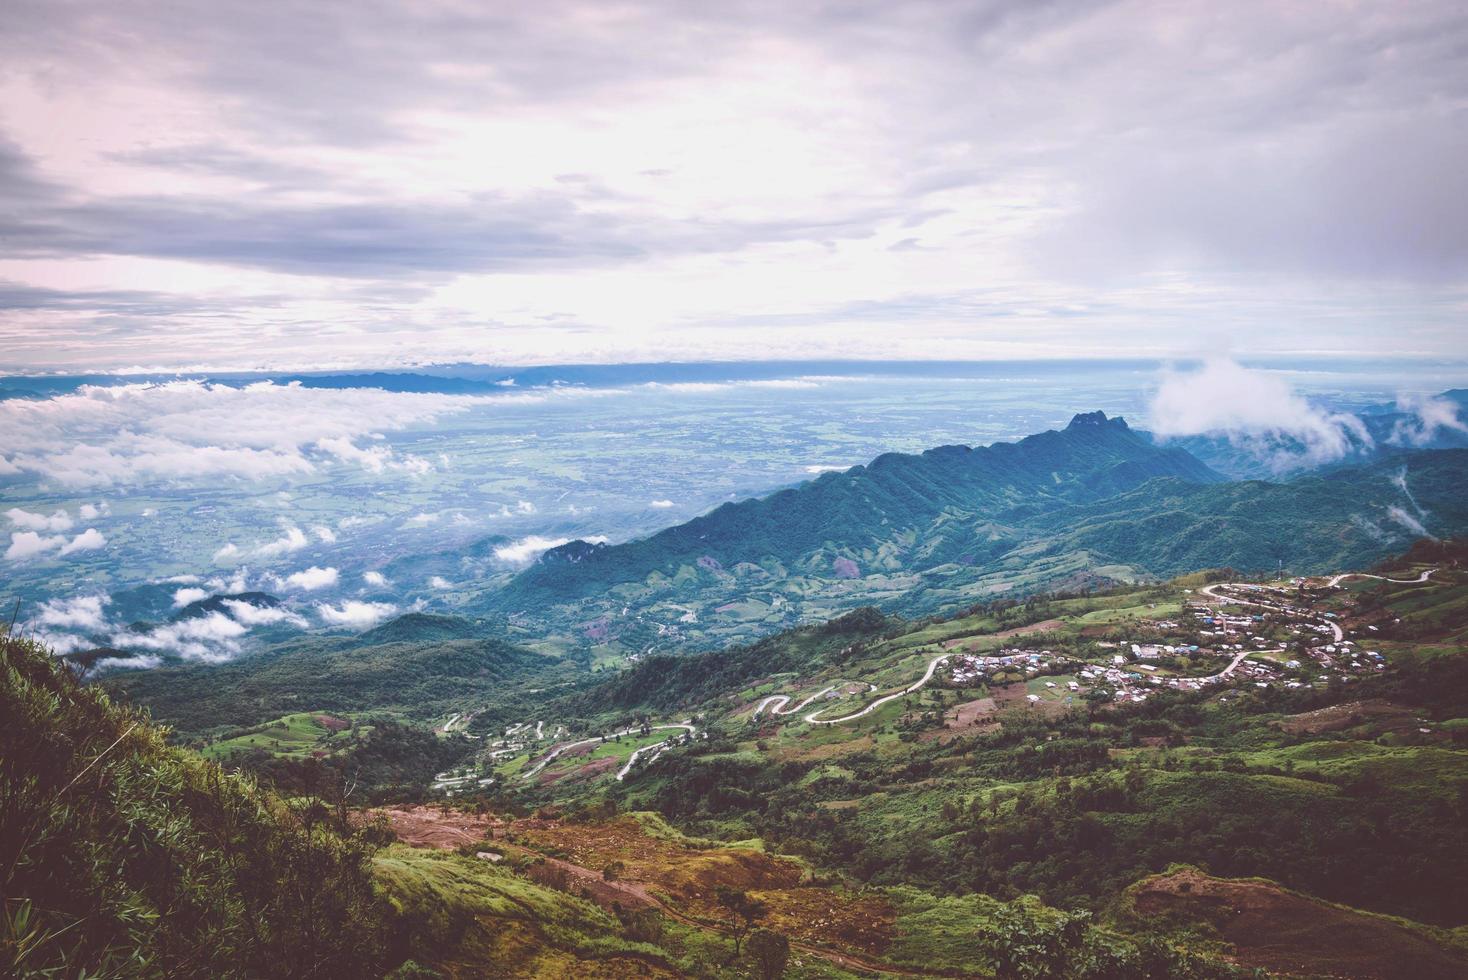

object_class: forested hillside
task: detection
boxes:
[479,411,1468,655]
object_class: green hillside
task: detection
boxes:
[477,413,1468,656]
[346,549,1468,978]
[107,630,560,734]
[0,632,388,978]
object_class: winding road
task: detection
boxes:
[1326,568,1435,588]
[522,722,697,781]
[615,722,696,780]
[1199,581,1344,642]
[751,653,953,727]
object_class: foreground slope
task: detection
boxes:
[0,632,388,977]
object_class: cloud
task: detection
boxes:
[213,542,241,561]
[1385,505,1430,539]
[221,599,308,628]
[6,507,73,532]
[32,594,109,630]
[254,525,309,558]
[428,576,452,589]
[0,381,484,489]
[117,612,248,663]
[94,654,163,671]
[1,2,1466,373]
[172,587,210,607]
[77,502,109,520]
[317,600,396,629]
[282,565,338,591]
[59,528,106,555]
[1389,393,1468,446]
[649,499,674,509]
[35,631,98,656]
[311,525,337,543]
[1148,359,1372,471]
[6,531,65,561]
[362,570,388,587]
[405,512,439,525]
[493,533,607,566]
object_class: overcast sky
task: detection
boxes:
[1,0,1465,372]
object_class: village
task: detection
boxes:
[929,576,1386,708]
[431,573,1400,794]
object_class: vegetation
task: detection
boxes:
[478,414,1468,656]
[0,631,392,977]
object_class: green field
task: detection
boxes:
[201,711,370,760]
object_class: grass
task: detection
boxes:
[200,710,369,760]
[373,846,677,974]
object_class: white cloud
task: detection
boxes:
[6,531,65,561]
[493,534,607,566]
[362,570,389,587]
[0,381,485,488]
[1389,393,1468,446]
[283,565,339,591]
[804,464,847,475]
[317,600,396,629]
[207,570,252,594]
[1148,359,1372,471]
[59,528,106,555]
[311,525,337,543]
[428,575,452,589]
[6,507,73,532]
[117,612,248,663]
[213,542,241,561]
[253,525,309,558]
[32,594,109,630]
[405,512,439,525]
[172,587,209,607]
[649,499,675,509]
[1385,505,1430,538]
[221,599,307,628]
[95,654,163,671]
[35,631,96,655]
[78,502,110,520]
[516,500,536,514]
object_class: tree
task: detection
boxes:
[715,886,767,958]
[747,928,789,979]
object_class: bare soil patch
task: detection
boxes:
[373,805,499,849]
[1274,699,1420,736]
[1131,868,1468,979]
[537,755,617,787]
[751,885,895,957]
[775,734,876,762]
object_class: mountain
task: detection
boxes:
[170,590,281,620]
[479,416,1468,654]
[481,412,1224,647]
[352,611,482,646]
[1022,449,1468,577]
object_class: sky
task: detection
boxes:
[1,0,1466,372]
